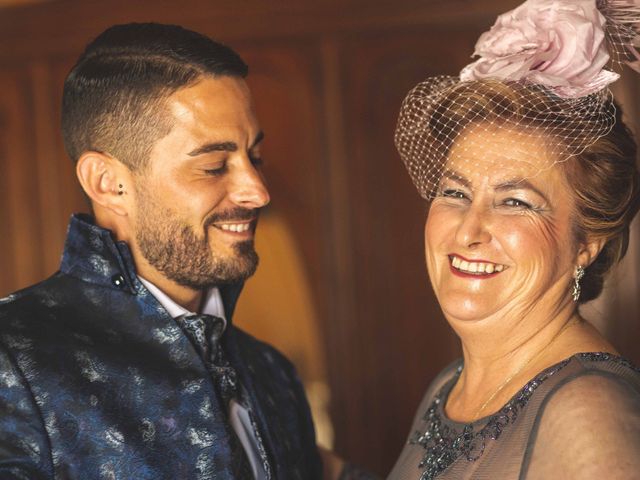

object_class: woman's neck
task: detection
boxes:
[444,299,614,423]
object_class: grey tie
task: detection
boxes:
[175,313,239,403]
[175,313,254,478]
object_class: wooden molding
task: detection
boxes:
[0,0,519,60]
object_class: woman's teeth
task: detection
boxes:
[218,223,251,233]
[450,255,505,274]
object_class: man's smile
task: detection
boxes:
[211,219,256,235]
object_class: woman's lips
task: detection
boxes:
[448,254,507,278]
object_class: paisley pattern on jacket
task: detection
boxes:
[0,214,321,480]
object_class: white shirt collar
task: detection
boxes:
[138,277,227,328]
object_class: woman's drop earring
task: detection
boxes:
[572,265,585,302]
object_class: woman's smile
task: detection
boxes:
[448,254,507,278]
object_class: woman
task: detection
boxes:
[389,1,640,478]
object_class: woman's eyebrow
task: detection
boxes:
[441,170,471,189]
[493,178,550,203]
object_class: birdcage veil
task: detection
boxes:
[395,0,640,200]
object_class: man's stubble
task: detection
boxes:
[134,184,259,289]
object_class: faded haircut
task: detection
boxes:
[61,22,248,170]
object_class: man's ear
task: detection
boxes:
[576,236,607,269]
[76,151,133,216]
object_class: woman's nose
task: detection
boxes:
[454,204,492,248]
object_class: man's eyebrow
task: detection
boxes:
[441,169,472,189]
[187,141,237,157]
[493,178,550,202]
[187,130,264,157]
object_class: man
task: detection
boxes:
[0,23,322,479]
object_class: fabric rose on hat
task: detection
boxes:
[460,0,619,97]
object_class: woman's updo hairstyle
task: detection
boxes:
[565,105,640,303]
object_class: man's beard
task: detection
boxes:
[134,190,259,289]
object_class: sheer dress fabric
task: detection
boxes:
[387,353,640,479]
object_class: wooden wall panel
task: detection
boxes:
[0,0,510,60]
[0,59,85,294]
[0,67,45,291]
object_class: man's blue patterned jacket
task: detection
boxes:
[0,214,322,479]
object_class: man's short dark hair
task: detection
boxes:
[61,23,248,170]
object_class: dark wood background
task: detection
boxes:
[1,0,639,475]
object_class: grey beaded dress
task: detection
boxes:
[388,353,640,479]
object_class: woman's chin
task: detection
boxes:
[438,293,501,323]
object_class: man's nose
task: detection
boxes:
[227,162,270,209]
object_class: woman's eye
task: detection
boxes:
[503,198,532,209]
[440,189,468,200]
